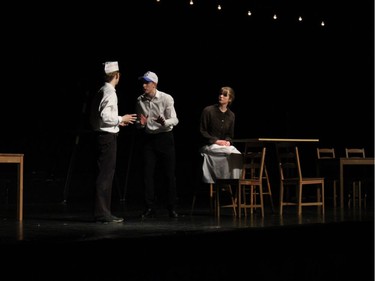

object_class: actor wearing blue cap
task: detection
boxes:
[136,71,179,218]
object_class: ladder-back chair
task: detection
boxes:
[237,143,267,218]
[277,143,325,216]
[316,148,339,207]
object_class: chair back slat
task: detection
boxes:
[345,148,365,158]
[317,148,336,159]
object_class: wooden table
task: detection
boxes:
[0,154,24,221]
[339,157,374,208]
[232,138,319,143]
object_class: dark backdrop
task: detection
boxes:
[1,0,373,206]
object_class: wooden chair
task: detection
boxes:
[191,160,238,217]
[192,145,243,217]
[211,181,238,217]
[277,143,325,216]
[237,143,267,218]
[316,148,339,207]
[190,181,237,217]
[345,148,366,208]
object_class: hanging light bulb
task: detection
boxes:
[218,5,221,10]
[189,0,193,5]
[273,14,277,20]
[321,21,325,26]
[248,10,252,16]
[298,16,303,22]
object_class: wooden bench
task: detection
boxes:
[0,154,24,221]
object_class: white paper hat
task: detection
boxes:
[104,61,119,74]
[139,71,158,83]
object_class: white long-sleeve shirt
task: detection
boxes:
[136,89,179,134]
[90,82,122,133]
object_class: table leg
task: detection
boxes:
[17,158,23,221]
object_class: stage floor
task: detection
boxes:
[0,201,373,243]
[0,200,373,281]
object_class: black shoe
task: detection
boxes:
[168,210,179,218]
[95,215,124,223]
[141,208,156,218]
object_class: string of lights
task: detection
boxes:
[153,0,327,27]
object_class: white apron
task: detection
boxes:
[200,144,243,184]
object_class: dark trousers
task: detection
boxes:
[142,131,177,210]
[94,133,117,218]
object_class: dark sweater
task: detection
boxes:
[200,104,235,145]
